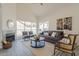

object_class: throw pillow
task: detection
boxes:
[51,32,56,37]
[44,32,48,36]
[60,38,70,44]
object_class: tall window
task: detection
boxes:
[39,21,49,32]
[24,21,36,34]
[16,21,24,37]
[16,20,36,36]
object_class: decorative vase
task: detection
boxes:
[34,34,40,40]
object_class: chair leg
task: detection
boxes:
[71,52,75,56]
[53,50,55,55]
[73,53,75,56]
[53,47,56,55]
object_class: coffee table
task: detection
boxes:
[31,37,45,48]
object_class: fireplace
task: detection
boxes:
[6,33,15,42]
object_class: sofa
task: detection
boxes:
[43,31,64,44]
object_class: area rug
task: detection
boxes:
[23,41,54,56]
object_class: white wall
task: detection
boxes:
[16,4,37,22]
[40,4,79,31]
[41,6,77,31]
[0,4,2,44]
[1,3,16,39]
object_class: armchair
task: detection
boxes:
[22,31,30,40]
[53,34,78,56]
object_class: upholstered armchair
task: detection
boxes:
[22,31,30,40]
[53,34,78,56]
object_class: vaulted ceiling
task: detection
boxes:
[16,3,68,20]
[16,3,79,20]
[1,3,79,21]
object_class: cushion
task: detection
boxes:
[51,32,56,37]
[49,32,52,36]
[69,35,75,44]
[60,38,70,44]
[44,32,48,36]
[59,43,72,50]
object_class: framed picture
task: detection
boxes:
[57,17,72,30]
[57,18,63,30]
[64,17,72,30]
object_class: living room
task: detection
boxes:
[0,3,79,56]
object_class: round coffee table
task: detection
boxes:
[31,37,45,48]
